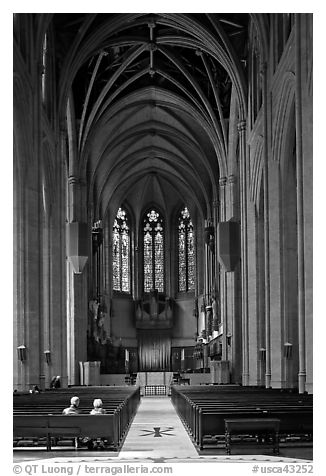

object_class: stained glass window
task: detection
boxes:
[178,207,195,292]
[143,209,164,292]
[113,207,130,292]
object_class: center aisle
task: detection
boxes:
[120,396,199,459]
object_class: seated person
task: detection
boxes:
[90,398,106,415]
[62,396,81,448]
[87,399,106,449]
[50,375,61,389]
[62,396,80,415]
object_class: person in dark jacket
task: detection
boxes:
[62,396,80,415]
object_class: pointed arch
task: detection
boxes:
[272,72,295,163]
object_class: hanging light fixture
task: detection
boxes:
[44,350,51,365]
[67,222,88,273]
[17,345,27,362]
[284,342,293,359]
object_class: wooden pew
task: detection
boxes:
[13,386,140,450]
[13,414,119,450]
[224,418,280,455]
[171,386,313,451]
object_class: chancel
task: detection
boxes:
[13,12,313,461]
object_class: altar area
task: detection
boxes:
[136,371,173,395]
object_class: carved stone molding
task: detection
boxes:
[219,177,227,188]
[228,174,237,185]
[68,176,79,185]
[237,120,246,133]
[147,42,158,52]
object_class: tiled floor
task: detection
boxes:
[13,396,313,464]
[120,396,199,459]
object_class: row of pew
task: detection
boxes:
[13,386,140,450]
[171,385,313,451]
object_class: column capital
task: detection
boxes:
[213,198,219,208]
[219,177,227,187]
[68,175,79,185]
[147,19,156,29]
[147,42,158,52]
[237,120,246,132]
[228,174,237,185]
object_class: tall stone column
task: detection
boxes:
[227,174,239,372]
[14,163,42,391]
[295,14,306,393]
[13,160,25,390]
[238,120,249,386]
[18,58,43,390]
[53,132,69,388]
[269,157,283,388]
[41,136,69,388]
[66,176,88,386]
[41,212,50,391]
[261,61,272,388]
[212,197,219,340]
[219,177,227,359]
[204,219,210,301]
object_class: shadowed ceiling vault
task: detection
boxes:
[56,13,249,221]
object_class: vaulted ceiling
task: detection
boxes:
[54,13,249,223]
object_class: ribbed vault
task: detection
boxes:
[54,13,249,222]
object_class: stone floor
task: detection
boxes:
[13,396,313,464]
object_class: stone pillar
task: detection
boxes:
[301,14,313,394]
[66,176,88,386]
[227,174,241,382]
[246,199,259,386]
[212,197,219,339]
[219,177,227,360]
[238,120,249,386]
[204,219,210,301]
[41,213,50,390]
[13,159,25,390]
[134,240,139,299]
[261,61,272,388]
[295,14,306,394]
[67,267,88,386]
[268,160,283,388]
[23,171,43,389]
[52,140,68,388]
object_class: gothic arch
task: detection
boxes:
[272,71,295,163]
[249,135,264,213]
